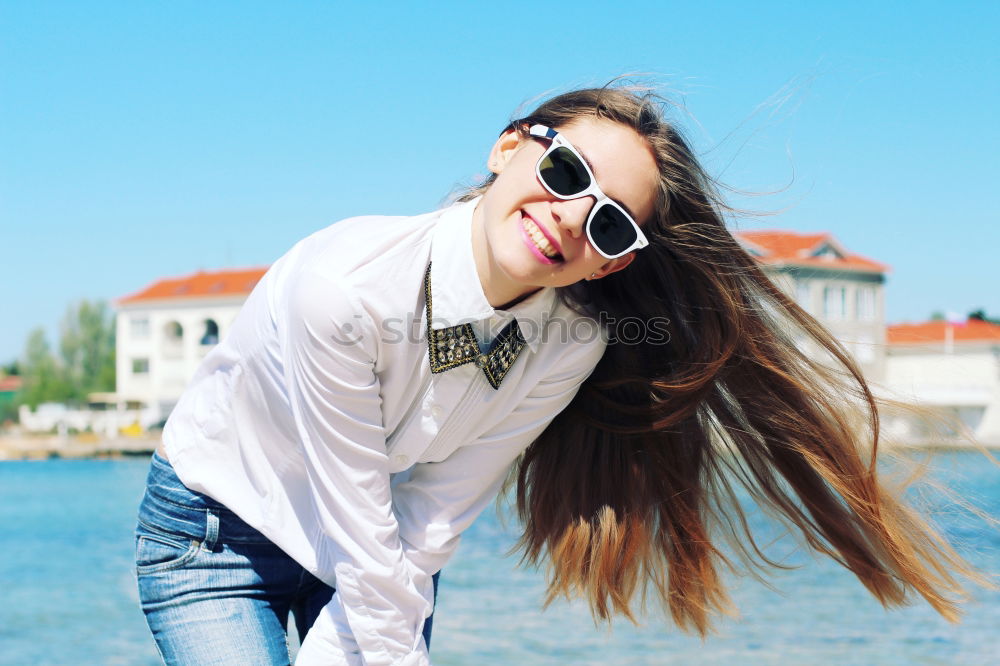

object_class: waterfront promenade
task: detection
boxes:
[0,433,157,460]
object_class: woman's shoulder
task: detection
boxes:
[267,209,440,327]
[302,210,438,276]
[268,210,435,294]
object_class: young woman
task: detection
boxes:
[136,85,976,665]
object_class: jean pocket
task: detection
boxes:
[136,532,201,575]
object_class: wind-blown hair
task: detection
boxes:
[459,85,979,634]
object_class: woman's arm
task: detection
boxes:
[299,336,604,664]
[284,265,604,664]
[283,269,433,666]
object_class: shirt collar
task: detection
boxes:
[429,197,557,353]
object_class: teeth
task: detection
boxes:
[523,217,558,259]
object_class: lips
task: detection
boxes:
[520,212,563,263]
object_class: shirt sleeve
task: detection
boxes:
[282,269,432,666]
[390,334,607,604]
[296,337,603,666]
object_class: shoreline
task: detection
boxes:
[0,433,996,461]
[0,433,157,460]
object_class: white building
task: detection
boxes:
[115,267,266,426]
[883,318,1000,446]
[735,230,889,381]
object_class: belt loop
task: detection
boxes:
[204,509,220,551]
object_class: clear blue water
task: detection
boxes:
[1,452,998,665]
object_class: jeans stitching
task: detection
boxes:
[204,510,220,551]
[136,513,205,540]
[138,509,274,546]
[135,534,202,575]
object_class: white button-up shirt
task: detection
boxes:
[163,198,606,665]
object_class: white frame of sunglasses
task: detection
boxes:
[528,124,649,260]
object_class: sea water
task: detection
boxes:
[1,451,997,665]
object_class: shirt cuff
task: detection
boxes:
[295,592,431,666]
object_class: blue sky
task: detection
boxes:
[2,0,998,363]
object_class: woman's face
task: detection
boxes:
[471,116,659,308]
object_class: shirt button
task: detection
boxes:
[394,454,409,466]
[431,405,443,419]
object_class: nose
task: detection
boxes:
[551,197,595,239]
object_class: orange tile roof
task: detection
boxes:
[118,267,268,305]
[736,230,888,273]
[0,375,22,392]
[888,318,1000,345]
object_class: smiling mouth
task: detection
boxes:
[521,214,564,262]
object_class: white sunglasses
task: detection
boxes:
[528,124,649,260]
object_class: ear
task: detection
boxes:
[487,127,524,175]
[591,252,635,280]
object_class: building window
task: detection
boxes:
[130,316,150,340]
[132,358,149,374]
[164,321,183,340]
[823,286,846,321]
[856,287,876,321]
[200,319,220,346]
[796,281,811,313]
[163,321,184,358]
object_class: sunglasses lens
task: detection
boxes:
[539,147,591,196]
[590,205,637,256]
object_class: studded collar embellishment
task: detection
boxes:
[424,263,525,390]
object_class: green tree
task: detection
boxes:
[17,300,116,408]
[19,328,67,408]
[968,309,1000,325]
[58,299,116,399]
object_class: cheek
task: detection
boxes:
[483,176,515,213]
[496,156,545,199]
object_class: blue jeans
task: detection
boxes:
[135,453,438,665]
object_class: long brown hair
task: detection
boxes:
[461,85,983,634]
